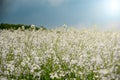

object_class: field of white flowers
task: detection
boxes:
[0,27,120,80]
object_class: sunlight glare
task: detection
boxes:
[104,0,120,16]
[109,0,119,12]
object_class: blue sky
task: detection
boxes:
[0,0,120,29]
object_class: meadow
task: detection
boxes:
[0,26,120,80]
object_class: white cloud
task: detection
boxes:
[47,0,64,6]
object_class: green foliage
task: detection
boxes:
[0,23,47,30]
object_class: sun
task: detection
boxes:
[104,0,120,16]
[109,0,119,12]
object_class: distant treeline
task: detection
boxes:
[0,23,47,30]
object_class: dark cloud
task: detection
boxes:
[0,0,5,16]
[0,0,15,21]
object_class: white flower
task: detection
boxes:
[101,77,108,80]
[1,26,120,79]
[21,62,25,66]
[0,76,8,80]
[98,69,109,75]
[50,72,59,79]
[34,56,40,63]
[70,60,77,65]
[4,71,9,75]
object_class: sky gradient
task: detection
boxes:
[0,0,120,29]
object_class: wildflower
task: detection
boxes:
[98,69,109,75]
[0,76,8,80]
[70,60,77,65]
[50,72,58,79]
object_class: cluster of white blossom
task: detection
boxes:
[0,27,120,80]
